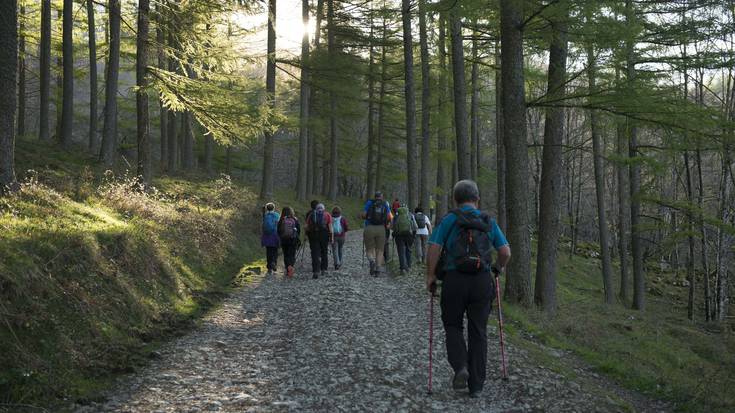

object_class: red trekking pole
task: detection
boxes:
[427,282,437,394]
[493,267,509,380]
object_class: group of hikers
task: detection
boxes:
[260,179,512,399]
[260,200,349,279]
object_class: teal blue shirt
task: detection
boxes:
[428,205,508,272]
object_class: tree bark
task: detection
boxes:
[156,8,167,170]
[366,7,376,199]
[327,0,338,201]
[587,44,615,304]
[296,0,310,200]
[87,0,98,151]
[418,0,431,210]
[470,23,479,181]
[534,15,568,314]
[436,13,449,221]
[376,16,387,194]
[39,0,51,142]
[100,0,121,167]
[182,111,194,169]
[260,0,277,200]
[0,0,18,190]
[615,71,631,302]
[401,0,418,208]
[60,0,74,148]
[55,8,62,142]
[136,0,151,185]
[17,3,25,138]
[626,0,645,311]
[308,0,324,197]
[495,44,507,232]
[450,10,470,181]
[500,0,532,306]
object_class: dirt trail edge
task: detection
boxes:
[78,230,670,413]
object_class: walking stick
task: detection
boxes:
[428,282,437,395]
[493,267,509,380]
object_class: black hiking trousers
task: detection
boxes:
[281,238,298,268]
[440,270,495,393]
[266,246,279,272]
[308,230,329,273]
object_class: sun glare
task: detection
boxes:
[232,0,317,54]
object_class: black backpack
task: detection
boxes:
[415,212,427,229]
[437,209,493,278]
[367,200,387,225]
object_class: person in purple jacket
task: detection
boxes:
[261,202,281,275]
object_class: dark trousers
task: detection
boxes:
[308,231,329,273]
[383,228,390,262]
[266,246,279,271]
[281,239,297,268]
[440,271,495,393]
[395,234,413,271]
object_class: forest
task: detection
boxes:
[0,0,734,411]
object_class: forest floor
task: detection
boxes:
[74,231,670,413]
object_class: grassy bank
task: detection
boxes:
[0,139,361,410]
[502,243,735,412]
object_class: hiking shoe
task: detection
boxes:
[312,272,319,279]
[287,266,294,277]
[469,389,482,398]
[452,368,469,390]
[321,271,326,278]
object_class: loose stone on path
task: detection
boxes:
[79,231,668,413]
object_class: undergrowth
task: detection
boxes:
[502,245,735,413]
[0,141,267,409]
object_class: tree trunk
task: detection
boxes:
[55,8,62,142]
[376,17,387,194]
[182,111,194,169]
[495,43,507,232]
[616,71,631,302]
[87,0,97,151]
[626,0,645,311]
[684,149,697,320]
[450,10,470,181]
[296,0,310,200]
[366,7,376,199]
[0,0,18,190]
[470,24,479,181]
[260,0,276,200]
[39,0,51,141]
[100,0,121,167]
[715,145,732,320]
[534,15,568,314]
[327,0,338,201]
[60,0,74,148]
[156,9,168,170]
[136,0,151,185]
[401,0,418,209]
[17,3,25,138]
[418,0,431,210]
[308,0,324,197]
[500,0,532,306]
[436,13,449,220]
[587,44,615,304]
[182,63,195,170]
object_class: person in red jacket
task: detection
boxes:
[331,206,349,270]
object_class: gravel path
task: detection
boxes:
[80,231,670,413]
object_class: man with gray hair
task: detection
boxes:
[425,179,511,398]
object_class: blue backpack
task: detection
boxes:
[263,211,279,235]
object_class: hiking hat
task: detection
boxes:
[374,191,383,199]
[265,202,275,211]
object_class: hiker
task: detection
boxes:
[261,202,281,276]
[278,206,301,278]
[425,179,511,398]
[331,206,349,270]
[392,204,418,275]
[429,195,436,222]
[391,197,401,215]
[414,206,432,263]
[362,191,393,276]
[306,202,333,279]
